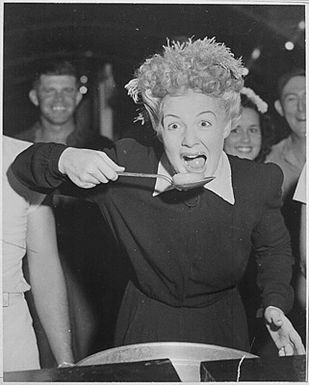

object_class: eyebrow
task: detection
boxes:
[162,114,180,126]
[164,111,217,120]
[197,111,216,118]
[164,114,180,119]
[283,92,297,97]
[283,91,305,98]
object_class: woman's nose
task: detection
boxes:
[240,131,250,143]
[182,128,199,147]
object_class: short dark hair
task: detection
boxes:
[277,68,305,99]
[240,94,276,163]
[32,60,80,88]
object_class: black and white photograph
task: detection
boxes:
[2,1,307,382]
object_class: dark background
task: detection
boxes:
[3,2,305,137]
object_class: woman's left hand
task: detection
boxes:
[264,306,305,356]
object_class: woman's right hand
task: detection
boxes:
[58,147,125,188]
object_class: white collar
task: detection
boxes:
[152,151,235,205]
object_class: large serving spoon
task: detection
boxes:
[117,171,215,191]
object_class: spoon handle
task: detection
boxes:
[117,171,172,184]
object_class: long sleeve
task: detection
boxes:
[252,163,294,314]
[11,143,68,194]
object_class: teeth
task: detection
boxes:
[237,147,252,153]
[183,154,206,170]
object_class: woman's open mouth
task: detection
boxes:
[182,153,207,172]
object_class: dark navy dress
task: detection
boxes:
[11,138,295,352]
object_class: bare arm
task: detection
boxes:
[26,203,74,365]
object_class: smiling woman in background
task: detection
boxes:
[224,87,275,162]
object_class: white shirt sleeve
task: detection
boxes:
[293,164,306,204]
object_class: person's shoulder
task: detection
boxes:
[82,133,114,150]
[14,126,37,143]
[113,137,162,168]
[229,156,284,204]
[229,155,283,185]
[3,136,34,177]
[265,137,289,162]
[116,137,146,150]
[228,155,258,175]
[3,135,33,162]
[116,136,160,155]
[3,136,40,201]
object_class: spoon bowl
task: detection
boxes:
[172,172,214,190]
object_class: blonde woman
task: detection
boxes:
[12,38,304,356]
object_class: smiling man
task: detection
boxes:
[11,37,304,356]
[266,68,306,200]
[15,61,83,145]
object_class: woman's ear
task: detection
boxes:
[274,100,284,116]
[75,90,83,106]
[29,89,39,106]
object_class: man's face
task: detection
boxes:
[31,74,82,125]
[279,75,306,138]
[160,89,231,176]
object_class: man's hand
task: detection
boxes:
[264,306,305,356]
[58,147,125,188]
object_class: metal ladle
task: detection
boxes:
[117,171,215,191]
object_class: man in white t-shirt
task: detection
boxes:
[3,135,74,372]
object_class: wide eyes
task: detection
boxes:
[166,120,212,130]
[199,120,212,128]
[167,122,181,130]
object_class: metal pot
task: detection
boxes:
[77,342,257,382]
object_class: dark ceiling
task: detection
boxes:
[3,2,306,136]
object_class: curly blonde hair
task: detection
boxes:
[125,37,246,134]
